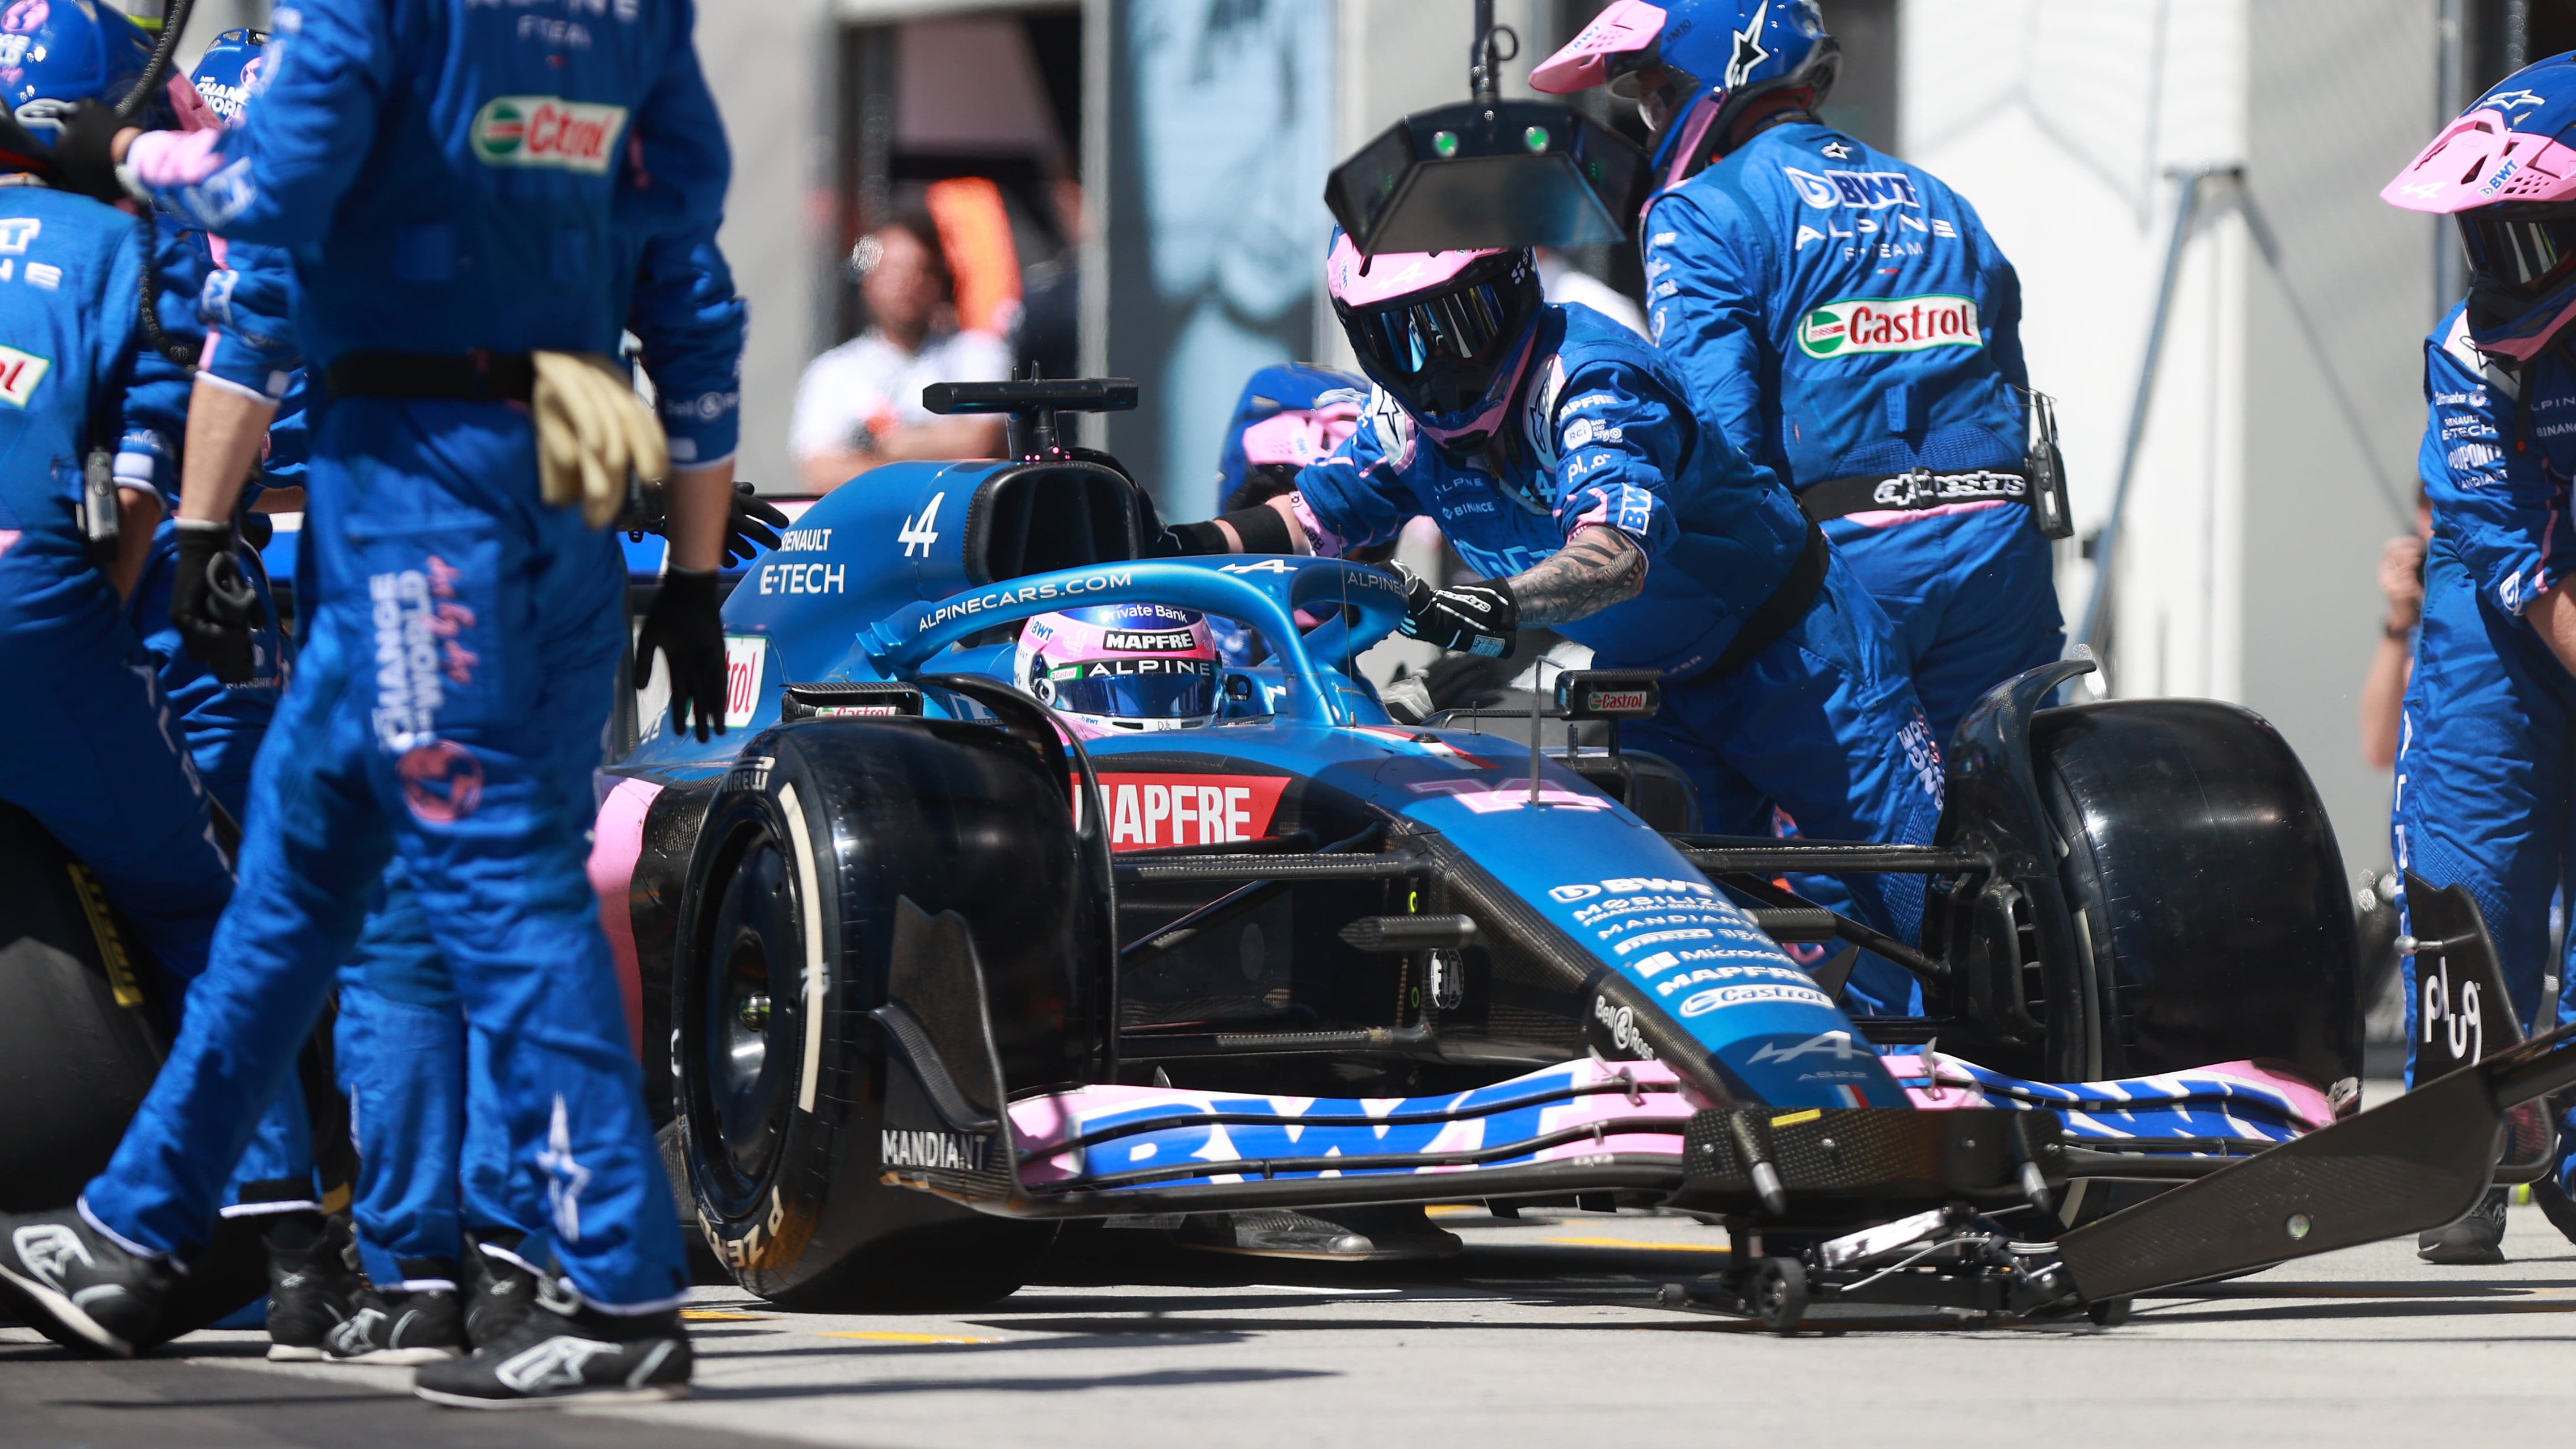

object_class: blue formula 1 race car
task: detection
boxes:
[579,381,2565,1330]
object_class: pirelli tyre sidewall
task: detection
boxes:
[673,719,1066,1308]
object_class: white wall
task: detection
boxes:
[698,0,837,495]
[1902,0,2436,881]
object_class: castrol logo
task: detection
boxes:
[1797,294,1982,359]
[470,96,628,175]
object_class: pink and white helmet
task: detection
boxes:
[1018,603,1221,739]
[2385,54,2576,362]
[1325,231,1543,455]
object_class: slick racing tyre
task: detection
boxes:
[2031,700,2359,1089]
[0,801,270,1340]
[0,801,168,1209]
[674,718,1098,1311]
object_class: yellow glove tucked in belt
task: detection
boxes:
[532,351,668,528]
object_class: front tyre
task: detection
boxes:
[675,720,1090,1311]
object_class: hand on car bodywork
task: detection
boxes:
[1397,566,1518,658]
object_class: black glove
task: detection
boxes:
[725,481,788,565]
[52,100,132,204]
[1398,567,1518,658]
[635,567,728,741]
[170,518,260,684]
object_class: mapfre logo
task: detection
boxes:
[1797,295,1981,359]
[470,96,627,174]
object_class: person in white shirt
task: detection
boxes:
[790,208,1011,491]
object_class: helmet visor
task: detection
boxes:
[1045,660,1217,720]
[2460,209,2576,295]
[1358,280,1517,379]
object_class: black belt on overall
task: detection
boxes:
[325,350,536,403]
[1695,520,1831,683]
[1798,467,2027,522]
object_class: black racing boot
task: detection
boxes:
[2418,1186,2510,1265]
[0,1208,173,1357]
[326,1282,467,1366]
[462,1234,541,1350]
[2533,1170,2576,1246]
[1178,1205,1463,1262]
[413,1279,690,1410]
[262,1213,360,1362]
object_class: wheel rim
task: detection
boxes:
[697,828,800,1205]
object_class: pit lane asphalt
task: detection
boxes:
[10,1196,2576,1449]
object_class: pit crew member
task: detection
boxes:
[1164,238,1943,1014]
[0,0,334,1348]
[1532,0,2062,745]
[2381,53,2576,1265]
[0,0,737,1409]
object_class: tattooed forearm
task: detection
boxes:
[1508,526,1648,625]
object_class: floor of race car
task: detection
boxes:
[12,1190,2576,1446]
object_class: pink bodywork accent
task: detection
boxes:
[1531,0,1666,94]
[1241,404,1361,468]
[588,775,662,1059]
[1880,1055,2337,1132]
[125,127,228,189]
[1007,1058,1709,1185]
[2384,108,2576,213]
[1326,234,1501,308]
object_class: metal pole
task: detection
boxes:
[2436,0,2468,321]
[2071,166,2238,686]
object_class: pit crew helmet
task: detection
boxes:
[0,0,157,141]
[2384,53,2576,363]
[1326,230,1543,459]
[188,27,268,128]
[1018,603,1221,738]
[1216,362,1368,509]
[1529,0,1839,189]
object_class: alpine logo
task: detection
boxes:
[470,96,627,174]
[898,490,946,558]
[881,1129,991,1173]
[1797,295,1981,359]
[1749,1030,1870,1065]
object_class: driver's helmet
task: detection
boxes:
[0,0,157,141]
[1018,603,1221,738]
[187,28,269,129]
[1326,230,1543,459]
[2384,53,2576,363]
[1529,0,1838,188]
